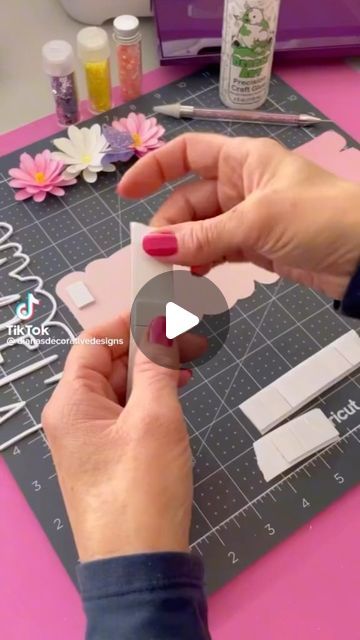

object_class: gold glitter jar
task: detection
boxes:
[77,27,112,113]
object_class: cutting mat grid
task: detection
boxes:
[1,66,359,592]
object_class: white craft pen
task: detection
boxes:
[153,103,329,127]
[220,0,282,109]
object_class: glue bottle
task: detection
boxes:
[42,40,79,126]
[77,27,112,113]
[219,0,281,110]
[113,15,142,102]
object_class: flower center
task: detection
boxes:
[131,133,142,147]
[81,154,92,164]
[34,171,46,184]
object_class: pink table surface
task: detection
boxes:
[1,61,360,640]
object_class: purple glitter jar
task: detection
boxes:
[50,73,79,126]
[42,40,79,127]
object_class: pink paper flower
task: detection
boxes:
[112,112,165,157]
[8,150,76,202]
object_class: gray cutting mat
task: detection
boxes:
[1,66,360,593]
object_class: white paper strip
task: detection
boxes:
[126,223,173,399]
[240,331,360,434]
[254,409,339,481]
[130,222,173,300]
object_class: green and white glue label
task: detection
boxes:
[220,0,281,109]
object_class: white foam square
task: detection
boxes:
[333,330,360,366]
[66,281,95,309]
[254,409,340,481]
[274,348,350,408]
[240,387,292,434]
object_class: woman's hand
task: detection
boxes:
[42,315,205,562]
[118,133,360,299]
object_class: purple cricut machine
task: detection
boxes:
[153,0,360,64]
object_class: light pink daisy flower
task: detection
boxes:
[8,150,76,202]
[112,112,165,157]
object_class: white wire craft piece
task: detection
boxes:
[0,294,20,346]
[0,222,75,347]
[254,409,340,482]
[240,330,360,434]
[0,294,21,307]
[0,222,76,449]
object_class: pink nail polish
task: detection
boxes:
[149,316,172,347]
[183,368,193,379]
[179,368,193,387]
[143,233,177,257]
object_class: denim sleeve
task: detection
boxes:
[77,552,211,640]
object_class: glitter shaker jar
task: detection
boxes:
[113,15,142,102]
[77,27,112,113]
[42,40,79,127]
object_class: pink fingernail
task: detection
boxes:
[179,369,193,387]
[143,233,177,257]
[149,316,172,347]
[183,368,193,380]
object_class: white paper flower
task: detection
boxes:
[52,124,116,183]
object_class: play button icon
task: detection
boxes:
[130,270,230,370]
[166,302,200,339]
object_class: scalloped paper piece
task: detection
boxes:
[56,130,360,329]
[295,130,360,182]
[56,247,278,329]
[57,246,131,329]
